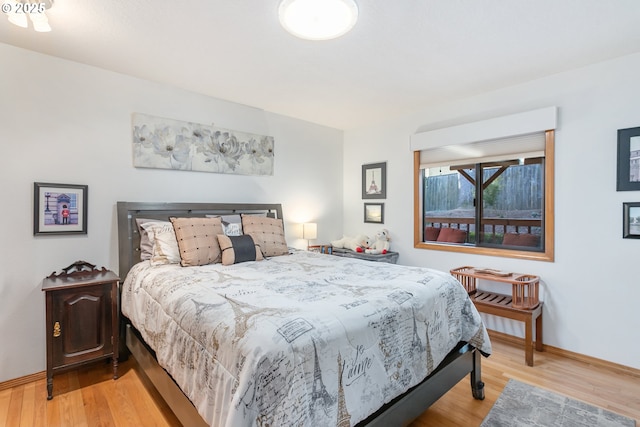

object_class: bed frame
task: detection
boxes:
[116,201,485,427]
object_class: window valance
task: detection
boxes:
[411,107,557,168]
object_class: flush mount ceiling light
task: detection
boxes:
[4,0,54,32]
[278,0,358,41]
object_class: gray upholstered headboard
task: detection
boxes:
[116,202,284,280]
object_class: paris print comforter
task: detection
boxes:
[121,250,491,426]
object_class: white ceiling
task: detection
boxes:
[2,1,640,130]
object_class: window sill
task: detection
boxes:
[414,241,554,262]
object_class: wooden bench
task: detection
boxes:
[450,266,543,366]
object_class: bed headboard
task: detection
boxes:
[116,202,284,280]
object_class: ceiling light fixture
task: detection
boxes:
[278,0,358,41]
[4,0,54,32]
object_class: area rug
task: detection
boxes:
[480,379,636,427]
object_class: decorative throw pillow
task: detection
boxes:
[220,214,243,236]
[222,221,243,236]
[205,214,243,236]
[142,222,181,265]
[137,219,169,260]
[217,234,264,265]
[170,217,224,266]
[241,215,289,257]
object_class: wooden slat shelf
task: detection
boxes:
[450,266,540,310]
[475,291,512,306]
[451,266,544,366]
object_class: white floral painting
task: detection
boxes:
[132,113,274,176]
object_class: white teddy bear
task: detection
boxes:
[365,229,391,255]
[331,234,371,253]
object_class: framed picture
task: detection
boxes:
[623,202,640,239]
[34,182,88,235]
[362,162,386,199]
[617,127,640,191]
[364,203,384,224]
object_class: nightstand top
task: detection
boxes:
[42,261,119,292]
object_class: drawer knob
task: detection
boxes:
[53,321,61,338]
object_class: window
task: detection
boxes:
[413,130,555,261]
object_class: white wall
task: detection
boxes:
[0,43,343,383]
[343,53,640,370]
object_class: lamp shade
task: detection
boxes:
[278,0,358,40]
[303,223,317,240]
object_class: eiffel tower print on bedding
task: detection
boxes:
[121,250,491,426]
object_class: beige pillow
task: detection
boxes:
[145,222,181,265]
[217,234,264,265]
[170,217,224,266]
[241,215,288,257]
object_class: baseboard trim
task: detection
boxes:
[487,329,640,379]
[0,371,46,392]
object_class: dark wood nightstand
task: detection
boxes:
[41,261,119,400]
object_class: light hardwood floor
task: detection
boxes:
[1,335,638,426]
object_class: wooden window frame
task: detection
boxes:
[413,130,555,262]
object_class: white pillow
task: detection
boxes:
[137,219,169,260]
[141,222,180,265]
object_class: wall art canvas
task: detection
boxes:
[132,113,274,176]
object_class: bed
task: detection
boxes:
[117,202,491,427]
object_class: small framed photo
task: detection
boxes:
[362,162,386,199]
[617,127,640,191]
[364,203,384,224]
[34,182,88,235]
[623,202,640,239]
